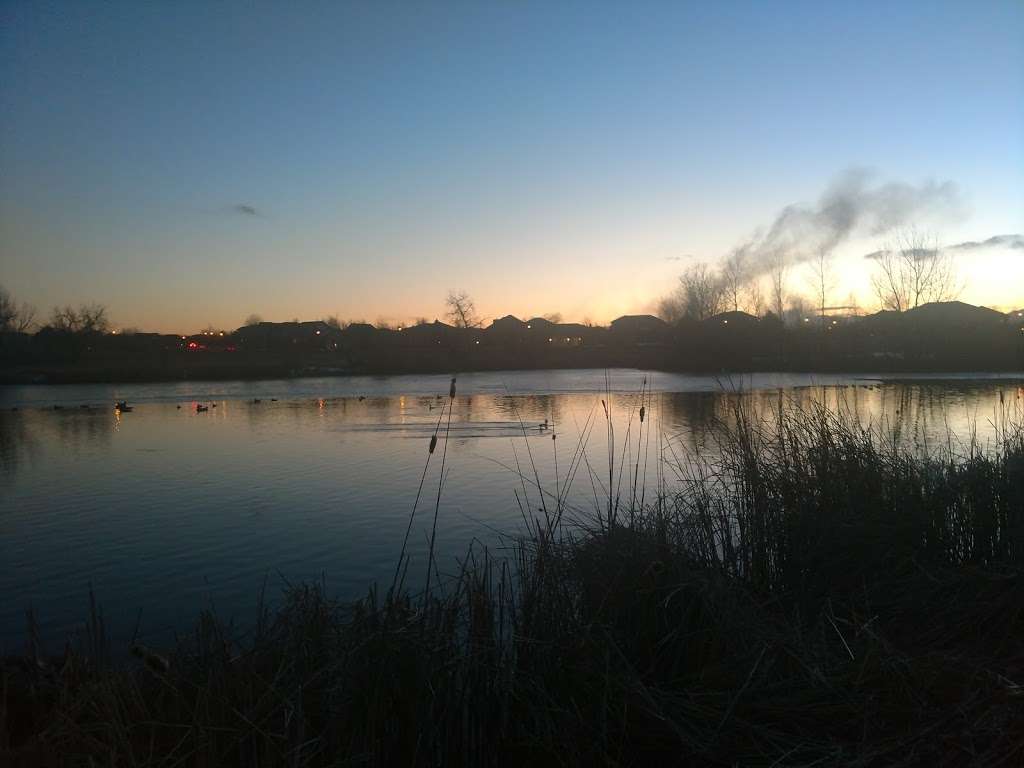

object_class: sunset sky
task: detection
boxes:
[2,1,1022,333]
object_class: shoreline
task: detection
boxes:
[5,360,1024,388]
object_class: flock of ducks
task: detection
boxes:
[25,395,554,433]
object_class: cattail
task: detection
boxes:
[552,432,556,441]
[449,377,457,399]
[429,434,438,453]
[640,405,646,423]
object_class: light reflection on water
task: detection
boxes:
[1,369,1021,650]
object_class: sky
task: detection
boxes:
[1,0,1022,333]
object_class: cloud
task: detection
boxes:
[947,234,1024,251]
[663,254,695,263]
[231,204,260,217]
[865,233,1024,261]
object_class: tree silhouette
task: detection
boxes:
[0,285,36,333]
[445,290,481,328]
[869,227,959,311]
[50,302,108,334]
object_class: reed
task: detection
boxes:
[3,397,1022,766]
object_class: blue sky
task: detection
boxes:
[1,0,1022,331]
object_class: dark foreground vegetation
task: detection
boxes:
[3,403,1023,766]
[2,300,1023,383]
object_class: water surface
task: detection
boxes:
[2,369,1021,650]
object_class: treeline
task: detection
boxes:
[657,227,961,324]
[1,302,1022,384]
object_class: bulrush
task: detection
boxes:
[449,377,457,399]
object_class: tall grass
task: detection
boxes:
[3,396,1023,766]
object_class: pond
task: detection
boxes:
[2,369,1021,651]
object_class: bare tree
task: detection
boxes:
[445,290,481,328]
[746,279,765,317]
[768,249,788,320]
[720,248,750,313]
[80,303,108,333]
[660,263,725,322]
[869,227,959,311]
[50,302,108,334]
[0,288,13,330]
[806,250,835,321]
[244,313,264,327]
[0,286,36,332]
[656,294,685,324]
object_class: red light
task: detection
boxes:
[187,341,198,349]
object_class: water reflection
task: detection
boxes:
[0,373,1020,650]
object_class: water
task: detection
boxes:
[2,369,1022,651]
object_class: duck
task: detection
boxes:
[115,400,132,412]
[196,404,209,413]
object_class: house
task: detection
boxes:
[703,311,760,329]
[341,322,377,348]
[904,301,1006,329]
[609,315,670,345]
[488,315,528,334]
[484,315,529,345]
[400,320,479,348]
[550,322,596,346]
[234,320,338,351]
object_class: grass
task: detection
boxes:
[3,390,1023,766]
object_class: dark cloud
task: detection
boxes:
[947,234,1024,251]
[231,204,260,217]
